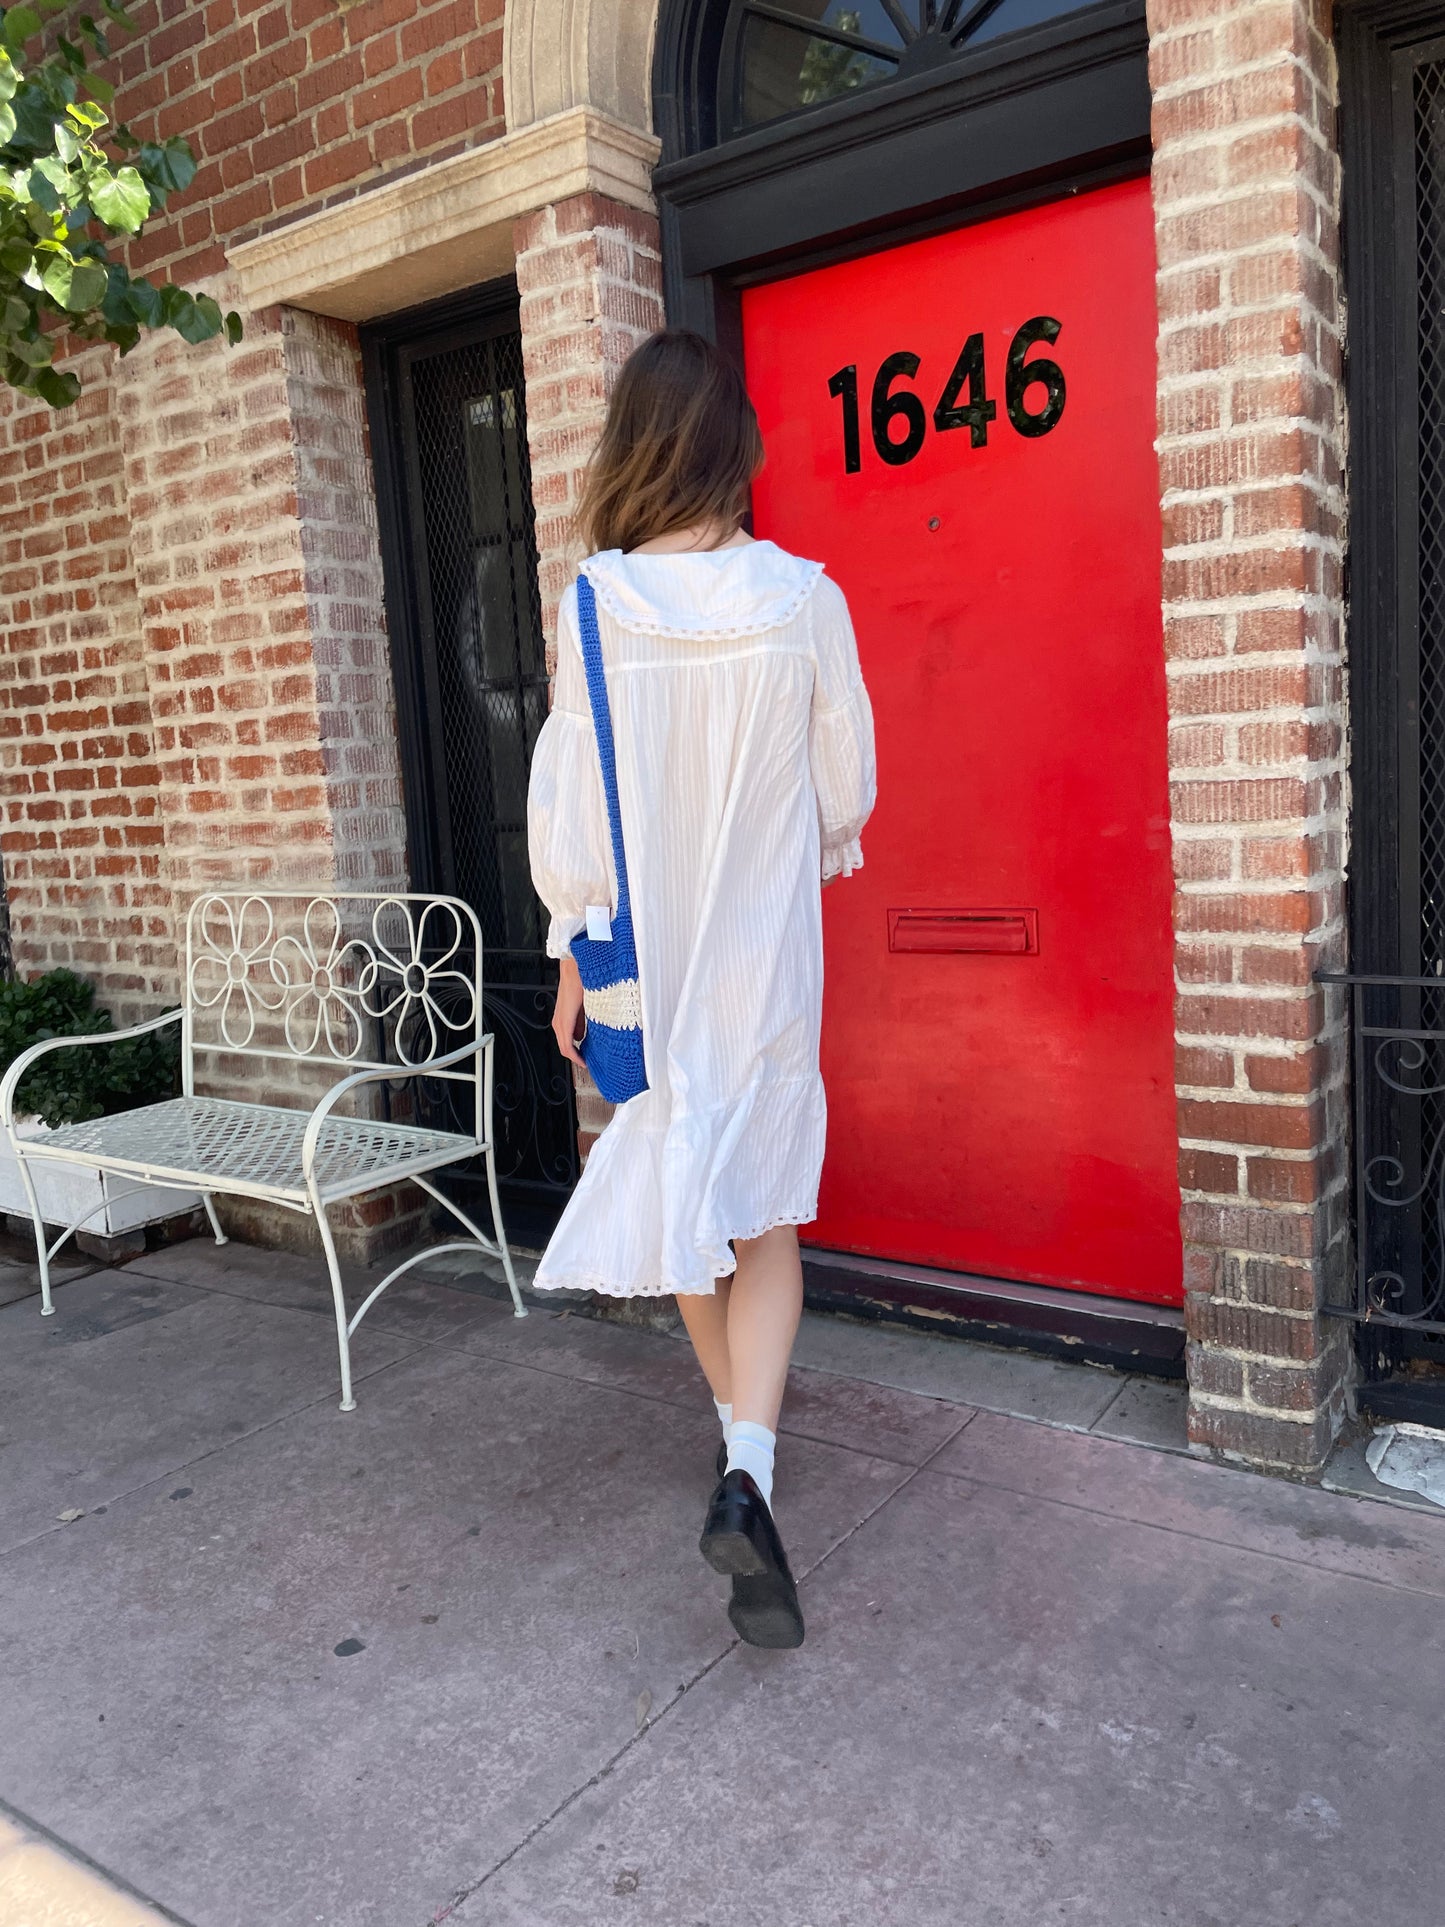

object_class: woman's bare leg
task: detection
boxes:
[698,1226,806,1647]
[676,1275,733,1406]
[726,1224,803,1431]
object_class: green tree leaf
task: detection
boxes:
[8,329,51,366]
[32,363,78,406]
[0,5,237,406]
[123,274,161,325]
[88,163,147,231]
[38,251,105,311]
[166,289,223,344]
[2,9,43,52]
[22,162,61,211]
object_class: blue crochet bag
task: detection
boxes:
[568,573,649,1105]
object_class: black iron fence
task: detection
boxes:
[1321,972,1445,1337]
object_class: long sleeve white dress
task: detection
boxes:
[525,539,876,1297]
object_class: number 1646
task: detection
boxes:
[826,317,1066,474]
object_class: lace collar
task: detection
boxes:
[580,541,824,640]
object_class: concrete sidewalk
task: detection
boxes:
[2,1234,1443,1927]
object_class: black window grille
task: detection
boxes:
[721,0,1108,134]
[1416,55,1445,973]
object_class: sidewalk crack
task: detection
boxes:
[422,1408,977,1924]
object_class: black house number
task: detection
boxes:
[826,318,1066,474]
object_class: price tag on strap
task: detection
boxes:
[585,904,613,943]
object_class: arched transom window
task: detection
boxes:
[725,0,1106,133]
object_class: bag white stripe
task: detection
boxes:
[582,977,643,1032]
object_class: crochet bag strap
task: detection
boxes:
[574,573,632,924]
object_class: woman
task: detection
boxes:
[526,330,876,1649]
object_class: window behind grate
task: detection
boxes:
[1416,57,1445,972]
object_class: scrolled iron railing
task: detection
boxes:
[1319,972,1445,1336]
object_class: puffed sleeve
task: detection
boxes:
[808,574,877,881]
[527,583,615,959]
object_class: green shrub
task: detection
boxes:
[0,968,179,1127]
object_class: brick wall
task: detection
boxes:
[107,284,405,903]
[1148,0,1352,1468]
[514,193,666,644]
[513,190,665,1156]
[287,308,406,887]
[0,352,176,1025]
[0,283,412,1255]
[110,0,505,283]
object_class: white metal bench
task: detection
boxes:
[0,892,524,1408]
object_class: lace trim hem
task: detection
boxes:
[579,558,825,641]
[822,838,865,882]
[532,1206,819,1299]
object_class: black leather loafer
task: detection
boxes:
[698,1469,805,1649]
[715,1438,728,1482]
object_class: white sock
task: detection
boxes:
[726,1420,776,1511]
[713,1398,733,1443]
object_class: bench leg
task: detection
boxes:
[484,1142,524,1319]
[415,1170,525,1319]
[312,1199,356,1413]
[201,1194,229,1247]
[16,1158,53,1316]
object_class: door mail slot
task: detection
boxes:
[887,908,1039,955]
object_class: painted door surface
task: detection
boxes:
[741,177,1182,1305]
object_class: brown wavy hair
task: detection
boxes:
[576,330,764,554]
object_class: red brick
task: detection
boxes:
[1186,1296,1321,1360]
[1177,1044,1235,1086]
[1187,1402,1333,1472]
[408,89,486,149]
[352,69,424,127]
[1176,989,1318,1043]
[1244,1048,1321,1094]
[304,141,374,196]
[1177,1096,1323,1152]
[1180,1147,1241,1195]
[1184,1341,1245,1401]
[1246,1156,1320,1204]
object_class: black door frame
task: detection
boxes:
[360,281,580,1232]
[360,279,525,903]
[653,0,1151,353]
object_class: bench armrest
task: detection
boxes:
[299,1035,492,1186]
[0,1008,185,1137]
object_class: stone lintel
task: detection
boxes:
[228,108,661,323]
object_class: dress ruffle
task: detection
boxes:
[533,1074,826,1297]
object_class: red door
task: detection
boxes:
[742,177,1181,1306]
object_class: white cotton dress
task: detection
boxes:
[525,539,876,1297]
